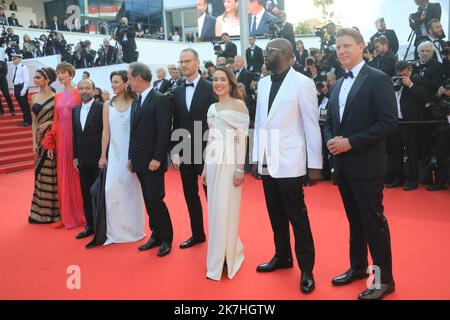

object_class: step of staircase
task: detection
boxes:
[0,137,33,149]
[0,160,34,175]
[0,131,32,141]
[0,125,32,134]
[0,152,34,166]
[0,118,24,127]
[0,145,33,157]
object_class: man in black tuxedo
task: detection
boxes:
[198,0,216,41]
[248,0,276,37]
[387,61,428,191]
[116,17,138,63]
[410,0,442,45]
[246,35,264,73]
[0,60,15,116]
[171,48,215,249]
[128,62,173,257]
[416,19,447,62]
[72,79,104,239]
[373,36,396,77]
[276,11,299,62]
[370,18,399,55]
[153,67,172,94]
[324,29,397,300]
[219,33,237,59]
[168,68,184,91]
[233,55,254,95]
[8,13,19,27]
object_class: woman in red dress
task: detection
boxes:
[43,62,85,229]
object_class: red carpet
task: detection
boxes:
[0,168,449,300]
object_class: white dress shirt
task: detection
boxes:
[13,63,30,92]
[138,86,152,109]
[339,60,366,121]
[185,74,201,112]
[395,87,404,119]
[251,9,266,33]
[198,13,206,37]
[80,99,94,131]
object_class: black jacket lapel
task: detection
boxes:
[83,102,97,134]
[341,64,369,126]
[133,89,154,128]
[332,78,344,126]
[189,79,203,114]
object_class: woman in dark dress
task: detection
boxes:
[29,68,59,224]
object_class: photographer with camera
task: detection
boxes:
[373,36,396,77]
[5,39,19,61]
[275,11,299,62]
[22,34,39,59]
[215,33,237,59]
[426,80,450,191]
[115,17,138,63]
[5,27,18,44]
[410,0,442,45]
[95,38,115,66]
[71,40,96,69]
[386,61,429,190]
[370,18,399,56]
[40,33,56,56]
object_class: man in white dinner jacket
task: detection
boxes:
[253,38,323,294]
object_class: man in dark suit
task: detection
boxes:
[410,0,442,45]
[153,67,172,94]
[208,0,225,16]
[246,35,264,73]
[49,16,61,31]
[128,62,173,257]
[276,11,299,62]
[219,33,237,59]
[198,0,216,41]
[116,17,138,63]
[72,79,104,239]
[416,19,447,62]
[248,0,276,37]
[387,61,428,191]
[370,18,399,55]
[324,29,397,300]
[373,36,396,77]
[8,13,19,27]
[0,60,15,116]
[234,55,254,95]
[171,48,216,249]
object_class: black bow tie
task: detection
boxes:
[343,71,354,79]
[184,83,194,88]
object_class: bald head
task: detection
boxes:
[265,38,293,74]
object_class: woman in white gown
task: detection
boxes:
[98,70,145,245]
[202,66,250,281]
[215,0,240,37]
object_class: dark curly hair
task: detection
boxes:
[36,67,57,85]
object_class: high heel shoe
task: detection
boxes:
[51,220,65,229]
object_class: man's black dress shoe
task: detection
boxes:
[427,184,447,191]
[138,238,160,251]
[403,182,418,191]
[332,268,369,286]
[300,272,315,294]
[76,227,94,239]
[386,180,403,188]
[358,282,395,300]
[157,242,171,257]
[179,236,206,249]
[256,256,293,273]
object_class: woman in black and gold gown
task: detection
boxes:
[28,68,60,224]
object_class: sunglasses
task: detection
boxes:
[263,47,283,55]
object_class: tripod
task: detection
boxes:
[404,29,416,61]
[109,41,120,65]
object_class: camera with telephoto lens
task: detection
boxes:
[212,40,224,56]
[266,18,283,40]
[427,81,450,119]
[391,76,404,91]
[306,57,315,66]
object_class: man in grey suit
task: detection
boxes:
[198,0,217,41]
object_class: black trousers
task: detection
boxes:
[0,78,14,113]
[401,123,420,183]
[137,170,173,244]
[78,165,99,228]
[180,163,206,240]
[14,84,31,124]
[386,128,404,183]
[337,174,394,284]
[122,42,137,63]
[262,175,315,273]
[435,125,450,185]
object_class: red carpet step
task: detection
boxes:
[0,94,34,175]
